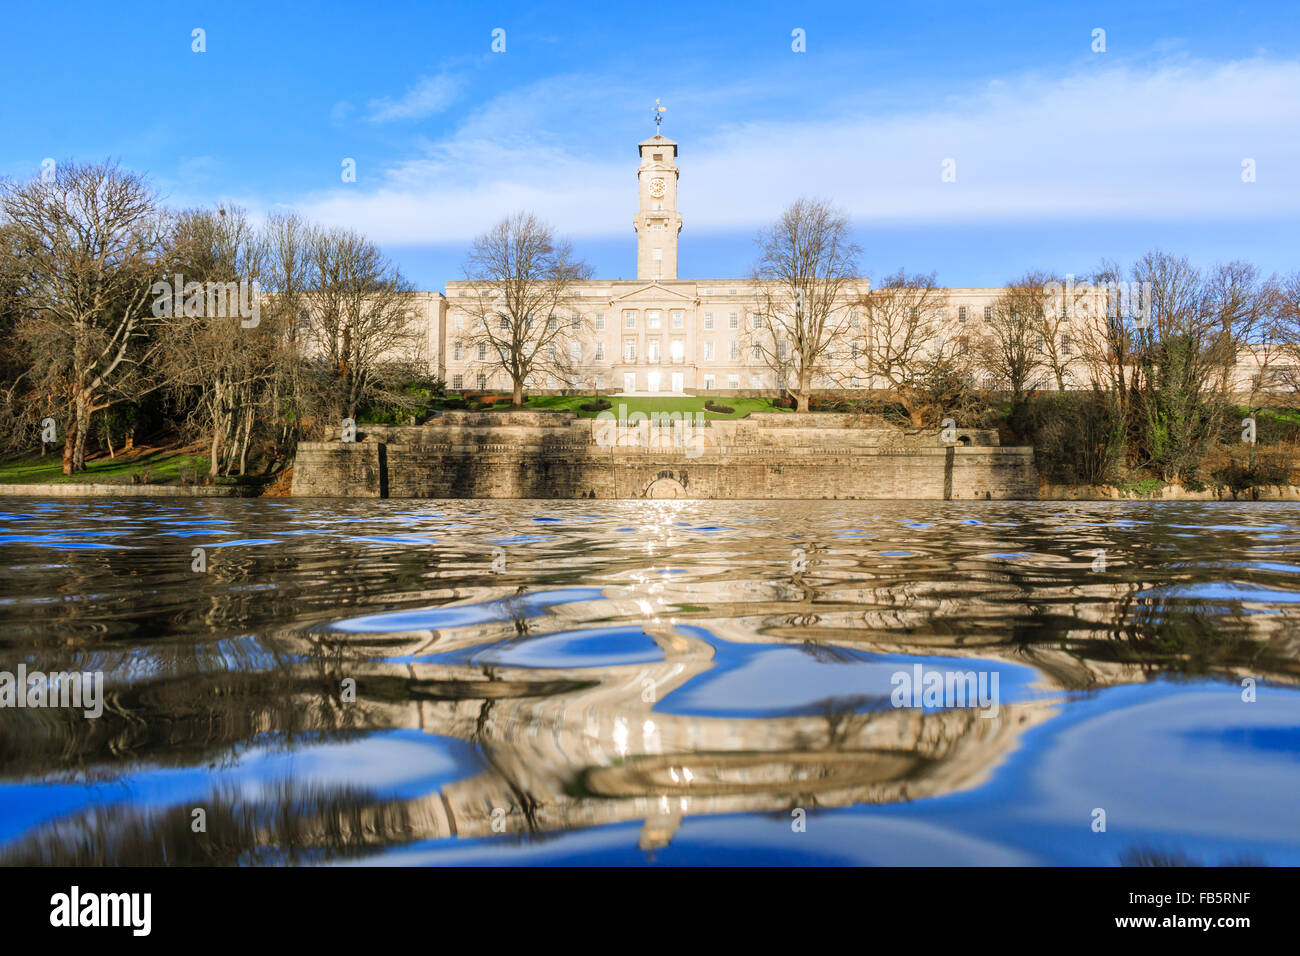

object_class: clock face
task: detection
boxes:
[648,177,666,198]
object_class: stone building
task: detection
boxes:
[411,130,1282,397]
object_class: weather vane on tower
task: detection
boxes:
[652,98,666,135]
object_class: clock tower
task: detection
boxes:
[634,132,681,281]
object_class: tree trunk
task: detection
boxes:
[795,369,812,412]
[72,394,90,473]
[61,411,76,475]
[512,379,524,408]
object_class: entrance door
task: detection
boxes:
[623,372,636,394]
[647,371,661,393]
[671,372,684,393]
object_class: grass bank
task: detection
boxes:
[0,446,211,485]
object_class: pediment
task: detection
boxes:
[609,282,698,305]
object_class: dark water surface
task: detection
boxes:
[1,498,1298,866]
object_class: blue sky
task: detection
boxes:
[2,1,1298,288]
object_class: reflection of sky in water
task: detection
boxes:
[654,640,1046,717]
[1,498,1299,865]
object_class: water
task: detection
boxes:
[1,498,1298,866]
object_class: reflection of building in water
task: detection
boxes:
[4,563,1297,863]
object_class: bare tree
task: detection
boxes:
[1203,260,1270,394]
[457,213,592,407]
[303,227,423,423]
[0,161,173,473]
[748,198,862,412]
[260,211,317,455]
[1077,259,1138,413]
[1267,271,1300,395]
[852,270,951,426]
[1030,271,1084,390]
[1129,250,1242,479]
[157,207,276,476]
[978,272,1048,408]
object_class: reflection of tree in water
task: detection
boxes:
[0,636,392,783]
[0,781,421,866]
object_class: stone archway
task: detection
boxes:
[644,475,688,499]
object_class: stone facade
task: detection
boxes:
[290,412,1039,500]
[322,129,1287,398]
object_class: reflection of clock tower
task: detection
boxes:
[634,134,681,281]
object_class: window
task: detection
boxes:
[727,374,739,389]
[477,344,487,361]
[777,340,786,360]
[727,289,737,296]
[549,343,558,361]
[1035,336,1045,354]
[702,288,714,296]
[453,343,463,361]
[595,342,605,361]
[453,314,464,331]
[958,306,969,322]
[729,340,739,360]
[624,340,636,361]
[704,341,715,361]
[648,339,660,362]
[452,374,463,390]
[751,313,763,330]
[570,342,581,362]
[671,310,683,329]
[477,373,486,390]
[1061,335,1072,356]
[499,316,509,330]
[571,314,581,329]
[653,152,663,161]
[671,339,684,363]
[728,312,739,329]
[984,306,993,321]
[704,374,715,389]
[703,312,714,330]
[752,344,761,360]
[849,310,859,329]
[594,314,605,330]
[751,374,762,389]
[652,249,662,261]
[624,310,636,329]
[850,375,861,388]
[648,310,661,329]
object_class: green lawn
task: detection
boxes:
[0,449,211,485]
[518,395,789,419]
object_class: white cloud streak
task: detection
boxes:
[291,57,1300,245]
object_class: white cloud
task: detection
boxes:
[290,56,1300,245]
[366,73,462,123]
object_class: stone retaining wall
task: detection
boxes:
[292,413,1038,500]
